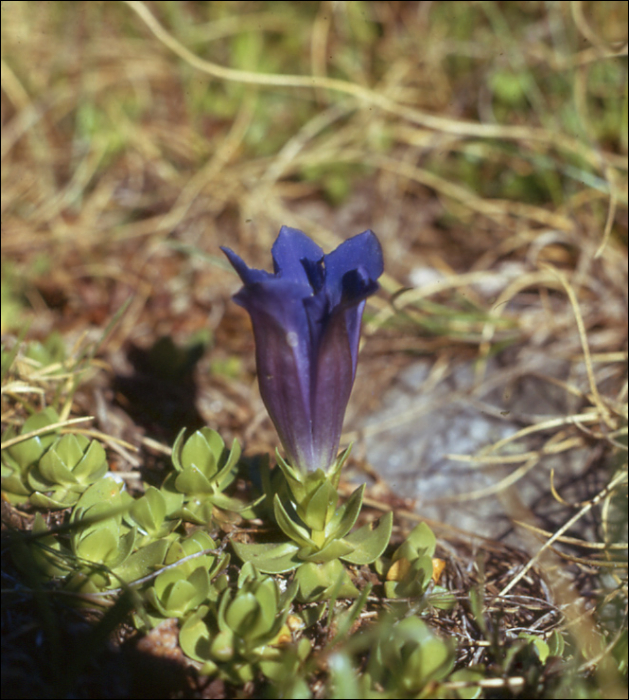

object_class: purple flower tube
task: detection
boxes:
[222,227,383,474]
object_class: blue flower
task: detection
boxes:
[222,227,383,474]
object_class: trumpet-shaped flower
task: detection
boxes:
[222,227,383,474]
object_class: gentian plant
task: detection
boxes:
[222,227,392,593]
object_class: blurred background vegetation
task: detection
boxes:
[1,1,627,698]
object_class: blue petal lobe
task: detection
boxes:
[324,230,383,306]
[271,227,324,284]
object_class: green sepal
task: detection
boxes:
[273,450,308,501]
[274,445,352,503]
[325,444,352,489]
[340,511,393,565]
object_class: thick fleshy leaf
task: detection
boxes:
[179,605,213,663]
[340,511,393,565]
[29,489,82,509]
[114,539,169,583]
[181,431,218,476]
[299,537,355,564]
[5,407,61,469]
[174,466,214,495]
[130,486,167,533]
[222,227,383,474]
[225,591,259,637]
[231,540,301,574]
[294,560,359,602]
[325,483,365,540]
[33,447,77,487]
[297,476,339,532]
[74,528,119,564]
[72,440,107,483]
[273,494,312,548]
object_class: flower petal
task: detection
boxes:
[323,230,383,307]
[222,227,383,473]
[271,226,324,284]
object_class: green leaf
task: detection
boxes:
[326,483,365,540]
[249,578,279,638]
[326,444,352,489]
[32,447,77,487]
[174,466,214,495]
[210,491,264,514]
[404,634,454,690]
[108,527,136,569]
[273,494,313,548]
[404,521,436,558]
[298,478,338,531]
[181,429,219,475]
[231,540,301,574]
[299,537,355,564]
[114,538,169,583]
[385,554,433,599]
[328,651,361,699]
[448,668,484,699]
[29,489,82,509]
[225,591,259,637]
[341,511,393,565]
[212,438,241,490]
[1,471,32,501]
[179,605,211,663]
[130,486,167,534]
[73,477,124,513]
[75,528,119,564]
[55,434,88,468]
[548,629,565,657]
[295,560,359,602]
[158,473,184,515]
[73,440,107,483]
[170,428,187,472]
[4,407,60,469]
